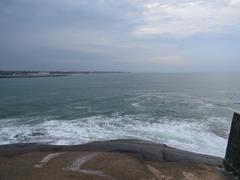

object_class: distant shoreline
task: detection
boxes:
[0,71,129,78]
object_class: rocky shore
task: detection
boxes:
[0,139,235,180]
[0,71,128,78]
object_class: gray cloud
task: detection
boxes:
[0,0,240,72]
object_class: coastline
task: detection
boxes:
[0,74,68,78]
[0,71,129,79]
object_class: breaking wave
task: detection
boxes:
[0,115,228,157]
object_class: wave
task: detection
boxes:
[72,106,89,109]
[0,115,228,157]
[129,93,240,114]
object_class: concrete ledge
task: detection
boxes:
[0,139,223,168]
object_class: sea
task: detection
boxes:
[0,73,240,157]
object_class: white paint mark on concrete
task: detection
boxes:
[64,152,115,179]
[147,164,174,180]
[67,153,99,171]
[182,171,198,180]
[34,152,63,168]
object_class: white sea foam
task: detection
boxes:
[131,101,143,107]
[73,106,88,109]
[0,115,228,157]
[129,93,220,111]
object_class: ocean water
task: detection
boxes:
[0,73,240,157]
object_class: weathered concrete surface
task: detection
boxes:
[0,151,231,180]
[0,139,223,167]
[224,113,240,177]
[0,139,235,180]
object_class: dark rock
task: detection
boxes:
[224,113,240,177]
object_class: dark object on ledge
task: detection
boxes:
[224,112,240,178]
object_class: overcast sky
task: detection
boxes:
[0,0,240,72]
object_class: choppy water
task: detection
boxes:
[0,73,240,157]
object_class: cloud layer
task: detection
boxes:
[0,0,240,72]
[134,0,240,37]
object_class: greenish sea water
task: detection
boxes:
[0,73,240,157]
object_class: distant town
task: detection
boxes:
[0,71,128,78]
